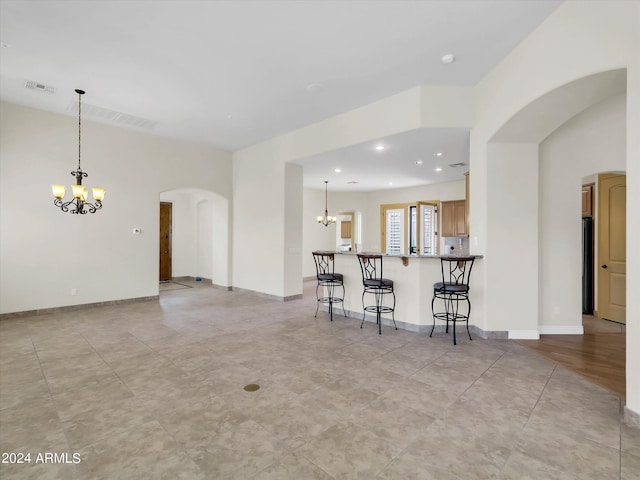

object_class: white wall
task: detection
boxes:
[284,163,303,298]
[233,85,472,298]
[485,143,539,336]
[469,1,639,414]
[0,102,232,314]
[539,94,626,329]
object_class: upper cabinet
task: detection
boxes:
[441,172,469,238]
[582,184,593,217]
[441,200,467,237]
[341,220,352,239]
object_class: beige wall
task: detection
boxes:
[0,102,233,313]
[539,94,626,330]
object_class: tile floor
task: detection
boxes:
[1,279,638,479]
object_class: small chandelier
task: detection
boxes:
[51,89,105,214]
[317,180,336,226]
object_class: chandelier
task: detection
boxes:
[51,89,105,214]
[317,180,336,226]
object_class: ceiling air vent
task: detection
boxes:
[66,101,157,130]
[25,81,56,94]
[448,162,468,168]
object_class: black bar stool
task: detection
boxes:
[430,256,475,345]
[357,254,397,335]
[312,251,345,321]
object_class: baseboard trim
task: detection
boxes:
[230,286,302,302]
[538,325,584,335]
[508,330,541,340]
[0,295,159,319]
[624,406,640,428]
[330,309,507,339]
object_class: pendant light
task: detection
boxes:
[51,89,105,214]
[317,180,336,226]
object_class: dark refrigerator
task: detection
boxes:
[582,216,594,314]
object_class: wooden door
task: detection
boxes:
[159,202,172,281]
[597,174,626,323]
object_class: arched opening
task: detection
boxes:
[159,188,230,288]
[488,69,627,395]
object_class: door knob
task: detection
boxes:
[601,264,608,269]
[164,251,168,254]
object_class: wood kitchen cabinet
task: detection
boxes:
[582,184,593,217]
[341,220,352,238]
[441,200,467,237]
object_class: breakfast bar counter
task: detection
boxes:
[327,252,484,334]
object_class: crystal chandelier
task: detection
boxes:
[51,89,105,214]
[317,180,336,226]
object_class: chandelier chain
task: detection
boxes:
[78,90,81,171]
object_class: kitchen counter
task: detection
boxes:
[333,251,482,267]
[320,251,484,334]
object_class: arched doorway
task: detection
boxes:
[159,188,230,288]
[487,70,627,395]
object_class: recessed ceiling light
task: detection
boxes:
[388,182,393,185]
[435,152,443,157]
[306,83,325,94]
[334,168,341,173]
[441,54,455,64]
[415,160,423,165]
[435,167,443,172]
[375,144,385,151]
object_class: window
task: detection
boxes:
[385,208,405,254]
[420,203,437,255]
[381,202,438,255]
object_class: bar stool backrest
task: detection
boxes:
[312,251,335,278]
[357,254,384,286]
[440,256,475,288]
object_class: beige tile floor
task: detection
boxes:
[1,279,638,479]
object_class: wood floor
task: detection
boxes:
[516,315,626,397]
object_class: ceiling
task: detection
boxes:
[0,0,562,191]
